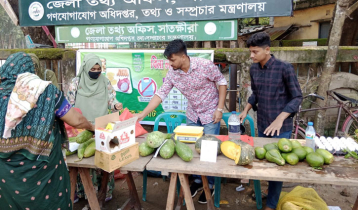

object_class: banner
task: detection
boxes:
[55,19,237,43]
[19,0,292,26]
[76,49,214,125]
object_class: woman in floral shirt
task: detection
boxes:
[66,53,123,203]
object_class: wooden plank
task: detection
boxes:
[175,186,184,210]
[78,168,101,210]
[69,167,78,205]
[98,171,110,208]
[178,174,195,210]
[202,176,215,210]
[146,137,358,187]
[166,173,178,210]
[353,195,358,210]
[126,172,142,210]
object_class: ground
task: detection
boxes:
[73,173,358,210]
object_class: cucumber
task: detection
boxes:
[160,139,175,159]
[75,130,94,144]
[175,140,193,162]
[77,138,95,160]
[84,141,96,158]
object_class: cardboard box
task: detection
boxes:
[95,112,137,153]
[94,142,139,172]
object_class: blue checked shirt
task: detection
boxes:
[248,55,303,133]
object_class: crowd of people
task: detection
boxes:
[0,33,302,210]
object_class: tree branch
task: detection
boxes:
[347,1,358,16]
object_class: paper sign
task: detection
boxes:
[200,140,218,163]
[328,207,341,210]
[69,142,80,152]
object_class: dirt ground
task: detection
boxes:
[73,173,358,210]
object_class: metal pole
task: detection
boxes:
[229,64,237,112]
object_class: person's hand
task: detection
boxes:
[264,118,284,136]
[213,110,223,124]
[114,103,123,110]
[133,113,145,122]
[238,112,247,123]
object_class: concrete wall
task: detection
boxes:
[274,4,335,40]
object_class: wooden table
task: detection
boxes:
[66,136,151,210]
[146,137,358,210]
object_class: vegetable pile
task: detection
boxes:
[66,130,96,161]
[254,138,334,169]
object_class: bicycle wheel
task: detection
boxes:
[342,110,358,137]
[292,125,320,139]
[292,126,306,139]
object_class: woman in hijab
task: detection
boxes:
[0,52,94,210]
[66,53,123,202]
[28,53,60,89]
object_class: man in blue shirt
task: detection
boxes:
[239,32,303,210]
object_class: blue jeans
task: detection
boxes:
[187,117,220,188]
[258,130,291,209]
[186,117,220,135]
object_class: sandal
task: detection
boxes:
[251,190,268,200]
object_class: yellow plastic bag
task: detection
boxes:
[277,186,328,210]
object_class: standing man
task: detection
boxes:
[238,32,302,210]
[136,39,227,203]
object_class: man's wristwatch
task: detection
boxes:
[217,108,224,113]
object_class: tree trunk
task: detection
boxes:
[340,1,358,73]
[314,0,354,135]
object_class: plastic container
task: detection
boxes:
[228,111,241,140]
[305,122,316,151]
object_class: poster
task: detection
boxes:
[76,49,213,124]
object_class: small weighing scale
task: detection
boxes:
[173,126,204,143]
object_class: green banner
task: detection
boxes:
[56,20,237,43]
[76,49,213,125]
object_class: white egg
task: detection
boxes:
[333,137,339,141]
[320,136,326,141]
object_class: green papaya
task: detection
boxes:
[278,138,293,153]
[160,139,175,159]
[146,131,172,148]
[306,152,324,167]
[281,153,299,165]
[139,142,155,157]
[292,147,307,161]
[175,140,193,162]
[83,141,96,158]
[263,143,278,152]
[75,130,94,144]
[255,147,266,160]
[303,146,314,154]
[265,149,285,166]
[316,149,334,164]
[291,140,302,149]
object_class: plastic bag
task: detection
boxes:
[64,107,84,137]
[277,186,329,210]
[119,108,148,137]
